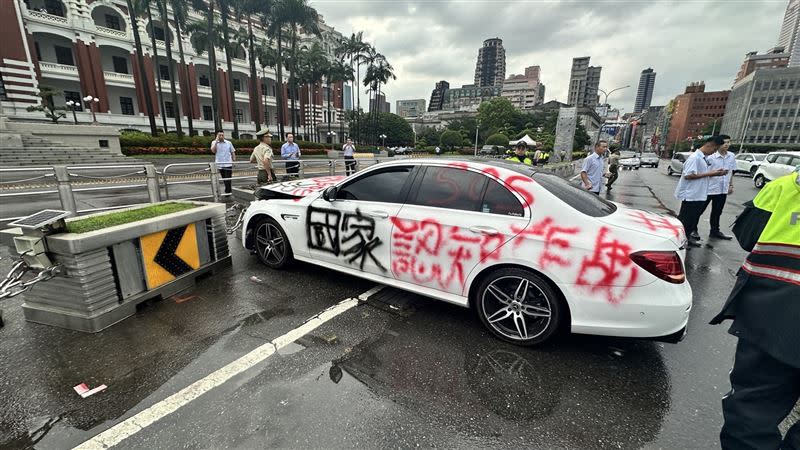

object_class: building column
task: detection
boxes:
[217,68,232,123]
[74,40,109,112]
[131,53,159,116]
[187,63,201,120]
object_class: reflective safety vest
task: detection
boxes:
[506,155,533,165]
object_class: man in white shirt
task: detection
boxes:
[699,134,737,240]
[674,136,728,246]
[580,140,609,194]
[211,130,235,194]
[342,138,356,175]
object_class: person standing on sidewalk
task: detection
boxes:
[580,140,609,195]
[506,142,533,165]
[606,149,621,191]
[211,130,235,195]
[699,134,736,240]
[342,138,356,176]
[281,133,301,176]
[250,128,274,184]
[710,169,800,450]
[674,136,727,247]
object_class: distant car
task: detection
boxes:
[667,152,692,176]
[640,152,659,168]
[394,146,407,154]
[734,152,766,176]
[753,151,800,188]
[480,145,505,156]
[619,151,641,170]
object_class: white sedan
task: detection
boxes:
[242,159,691,346]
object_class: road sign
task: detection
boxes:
[140,224,201,289]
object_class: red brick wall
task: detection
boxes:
[667,90,730,147]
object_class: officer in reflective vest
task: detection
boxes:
[711,170,800,450]
[506,142,533,165]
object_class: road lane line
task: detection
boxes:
[358,285,385,301]
[73,297,361,450]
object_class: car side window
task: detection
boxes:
[338,166,413,203]
[481,179,524,217]
[746,156,753,162]
[409,166,487,212]
[766,154,778,163]
[676,155,685,162]
[775,155,793,165]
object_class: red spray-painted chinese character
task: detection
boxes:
[627,211,682,238]
[511,217,580,270]
[575,227,638,304]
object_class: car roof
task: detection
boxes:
[376,157,535,176]
[767,151,800,156]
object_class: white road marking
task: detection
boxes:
[73,296,362,450]
[358,285,385,301]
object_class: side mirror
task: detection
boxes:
[322,186,338,202]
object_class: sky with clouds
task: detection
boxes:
[313,0,788,114]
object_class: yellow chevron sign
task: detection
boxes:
[140,224,201,289]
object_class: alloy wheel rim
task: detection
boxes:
[481,276,552,341]
[256,223,285,265]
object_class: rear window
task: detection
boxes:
[531,173,617,217]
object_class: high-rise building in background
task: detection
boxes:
[343,85,353,111]
[501,65,543,110]
[568,57,602,108]
[370,93,390,113]
[666,82,729,147]
[734,47,790,83]
[778,0,800,66]
[396,99,426,118]
[428,80,450,111]
[634,68,657,113]
[474,38,506,87]
[443,84,502,110]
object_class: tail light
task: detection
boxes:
[630,251,686,284]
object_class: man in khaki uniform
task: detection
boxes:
[250,128,275,184]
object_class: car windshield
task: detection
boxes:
[754,154,767,161]
[642,153,657,158]
[620,151,636,158]
[531,173,617,217]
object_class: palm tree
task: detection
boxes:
[187,0,222,131]
[216,0,240,138]
[125,0,157,135]
[156,0,182,136]
[325,58,353,142]
[254,38,278,128]
[234,0,271,131]
[167,0,193,135]
[363,53,395,145]
[336,32,369,140]
[142,0,168,133]
[353,42,375,143]
[298,42,327,142]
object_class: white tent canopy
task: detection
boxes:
[509,134,537,147]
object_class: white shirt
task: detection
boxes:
[674,149,710,201]
[707,151,736,195]
[581,152,604,193]
[212,139,235,168]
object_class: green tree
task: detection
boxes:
[477,97,516,135]
[439,130,463,150]
[363,50,396,144]
[126,0,157,135]
[347,111,412,146]
[234,0,272,132]
[26,86,66,123]
[574,122,591,150]
[142,0,168,132]
[156,0,182,136]
[485,132,509,146]
[418,127,441,147]
[187,1,223,131]
[167,0,193,135]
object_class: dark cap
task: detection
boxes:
[515,141,528,149]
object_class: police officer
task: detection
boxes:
[711,169,800,450]
[506,142,533,165]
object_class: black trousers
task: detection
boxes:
[344,156,356,176]
[219,167,232,194]
[606,166,619,188]
[286,161,300,175]
[701,193,728,233]
[721,338,800,450]
[678,200,706,236]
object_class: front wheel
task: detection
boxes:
[254,217,293,269]
[475,268,563,346]
[754,174,767,189]
[749,166,758,177]
[667,167,674,176]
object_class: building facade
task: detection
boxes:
[721,66,800,145]
[442,84,501,111]
[396,99,425,118]
[501,65,543,110]
[0,0,347,138]
[778,0,800,66]
[634,68,656,113]
[734,47,790,84]
[666,82,729,147]
[427,80,449,112]
[369,92,390,113]
[567,56,601,108]
[473,38,505,88]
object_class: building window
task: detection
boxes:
[54,46,74,66]
[44,0,64,16]
[754,82,762,91]
[781,109,788,117]
[202,105,212,120]
[112,56,128,74]
[789,81,796,89]
[153,26,166,41]
[773,109,779,117]
[754,110,762,118]
[159,64,170,81]
[64,91,82,111]
[780,80,787,89]
[105,14,121,30]
[234,108,243,123]
[768,96,775,103]
[34,42,41,61]
[199,74,209,86]
[120,97,134,115]
[233,78,241,92]
[164,101,174,118]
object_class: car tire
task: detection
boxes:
[749,166,757,177]
[475,268,563,346]
[667,167,674,176]
[254,216,293,269]
[754,174,767,189]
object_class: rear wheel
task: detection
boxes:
[475,268,563,346]
[254,217,293,269]
[749,166,757,177]
[754,174,767,189]
[667,166,674,176]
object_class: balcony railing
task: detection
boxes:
[96,25,127,39]
[103,71,135,84]
[27,10,68,25]
[40,61,78,75]
[197,85,212,96]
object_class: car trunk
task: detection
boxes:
[598,204,686,249]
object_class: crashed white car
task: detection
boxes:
[242,159,691,346]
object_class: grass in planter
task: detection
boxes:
[66,203,198,234]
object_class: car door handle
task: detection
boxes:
[469,226,499,236]
[367,211,389,219]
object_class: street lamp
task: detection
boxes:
[65,100,79,124]
[473,120,480,156]
[83,95,100,124]
[379,133,387,148]
[598,85,631,108]
[412,128,417,148]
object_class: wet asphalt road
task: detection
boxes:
[0,164,795,449]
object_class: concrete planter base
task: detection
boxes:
[20,201,231,332]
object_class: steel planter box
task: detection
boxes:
[22,201,231,332]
